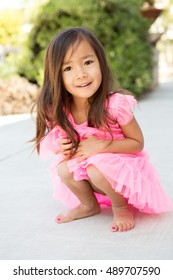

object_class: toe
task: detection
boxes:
[117,223,124,232]
[55,216,62,223]
[111,226,118,232]
[124,222,134,231]
[123,222,131,231]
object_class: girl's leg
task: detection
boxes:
[87,165,135,232]
[55,161,100,223]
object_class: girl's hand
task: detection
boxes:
[59,138,73,158]
[74,135,108,162]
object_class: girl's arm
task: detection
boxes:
[75,117,144,162]
[102,116,144,153]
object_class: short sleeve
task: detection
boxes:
[39,126,67,160]
[108,93,138,126]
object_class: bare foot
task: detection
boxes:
[111,205,135,232]
[55,203,101,223]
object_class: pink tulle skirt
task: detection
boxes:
[49,150,173,214]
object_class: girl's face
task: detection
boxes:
[61,40,102,105]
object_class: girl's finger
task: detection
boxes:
[60,138,71,144]
[61,143,73,152]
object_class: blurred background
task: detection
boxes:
[0,0,172,116]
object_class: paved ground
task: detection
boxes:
[0,80,173,260]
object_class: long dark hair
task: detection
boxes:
[35,27,115,155]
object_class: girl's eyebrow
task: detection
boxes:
[63,54,95,66]
[81,54,95,60]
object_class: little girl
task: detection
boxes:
[34,27,173,232]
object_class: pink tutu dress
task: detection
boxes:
[40,93,173,214]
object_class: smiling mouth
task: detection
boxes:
[77,82,91,88]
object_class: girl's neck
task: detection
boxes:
[71,98,89,111]
[70,99,89,125]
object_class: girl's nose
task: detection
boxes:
[76,66,87,79]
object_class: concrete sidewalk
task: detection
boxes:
[0,81,173,260]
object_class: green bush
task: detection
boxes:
[18,0,152,98]
[0,10,23,46]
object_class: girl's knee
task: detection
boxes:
[87,165,102,182]
[57,161,72,181]
[86,164,95,176]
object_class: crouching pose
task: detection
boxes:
[34,27,173,232]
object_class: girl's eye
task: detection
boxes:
[63,66,72,72]
[84,60,93,65]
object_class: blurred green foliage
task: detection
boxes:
[0,9,24,79]
[0,54,18,79]
[18,0,153,98]
[0,10,23,46]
